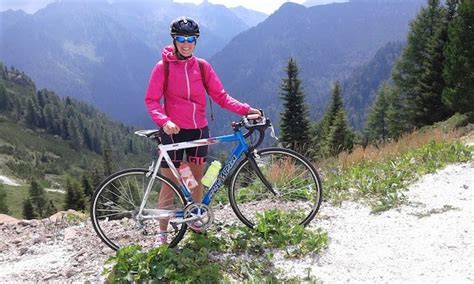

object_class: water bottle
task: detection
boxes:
[201,161,222,187]
[178,163,198,189]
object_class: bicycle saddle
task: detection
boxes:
[134,129,162,139]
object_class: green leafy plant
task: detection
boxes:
[103,209,328,282]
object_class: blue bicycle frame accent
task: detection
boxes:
[179,129,249,205]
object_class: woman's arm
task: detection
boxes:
[145,61,171,127]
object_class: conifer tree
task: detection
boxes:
[68,117,82,150]
[64,178,86,211]
[0,83,9,111]
[83,127,94,151]
[25,98,37,128]
[91,166,104,190]
[279,57,311,153]
[365,83,390,143]
[443,0,474,114]
[326,110,354,156]
[61,117,70,140]
[102,148,114,177]
[414,0,452,125]
[81,174,93,198]
[29,180,47,217]
[320,81,354,156]
[0,186,9,214]
[393,0,446,128]
[23,198,36,219]
[44,200,57,216]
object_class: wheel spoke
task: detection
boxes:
[91,169,187,251]
[229,148,322,228]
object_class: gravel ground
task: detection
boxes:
[280,162,473,282]
[0,162,472,282]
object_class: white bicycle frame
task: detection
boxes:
[134,130,249,222]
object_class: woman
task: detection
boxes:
[145,17,260,244]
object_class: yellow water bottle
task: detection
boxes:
[201,161,222,187]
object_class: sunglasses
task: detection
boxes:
[174,35,197,43]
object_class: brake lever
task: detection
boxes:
[270,124,279,141]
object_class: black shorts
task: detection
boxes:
[159,126,209,168]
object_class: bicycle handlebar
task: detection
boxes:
[233,109,272,149]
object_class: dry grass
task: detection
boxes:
[322,128,463,171]
[267,157,297,185]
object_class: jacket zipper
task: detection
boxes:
[184,61,198,128]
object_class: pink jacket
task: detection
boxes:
[145,45,250,129]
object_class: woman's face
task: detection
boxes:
[174,35,197,58]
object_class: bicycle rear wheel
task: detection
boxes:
[229,148,322,228]
[91,168,187,251]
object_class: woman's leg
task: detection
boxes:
[159,167,179,233]
[188,162,206,202]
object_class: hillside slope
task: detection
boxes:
[0,64,152,188]
[0,159,472,281]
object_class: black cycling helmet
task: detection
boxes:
[170,17,200,36]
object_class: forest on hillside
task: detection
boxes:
[278,0,473,157]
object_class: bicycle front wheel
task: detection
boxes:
[91,168,187,251]
[229,148,322,228]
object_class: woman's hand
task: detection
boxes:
[163,121,180,135]
[247,108,262,116]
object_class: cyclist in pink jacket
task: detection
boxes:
[145,17,260,244]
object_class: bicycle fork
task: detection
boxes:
[246,149,280,197]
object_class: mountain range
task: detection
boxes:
[209,0,424,132]
[1,0,425,131]
[0,0,266,125]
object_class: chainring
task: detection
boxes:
[183,203,214,232]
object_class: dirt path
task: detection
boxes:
[283,162,473,282]
[0,162,472,282]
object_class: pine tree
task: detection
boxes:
[384,88,408,140]
[279,57,312,153]
[102,148,114,177]
[44,200,57,216]
[393,0,446,128]
[25,98,37,128]
[320,81,354,156]
[443,0,474,114]
[0,83,9,111]
[414,0,452,125]
[61,117,70,140]
[23,198,37,219]
[81,174,93,198]
[326,110,354,156]
[83,127,93,151]
[68,118,82,150]
[29,180,47,218]
[365,83,390,144]
[0,186,9,214]
[64,178,85,211]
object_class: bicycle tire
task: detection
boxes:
[228,147,322,228]
[91,168,188,251]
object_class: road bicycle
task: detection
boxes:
[90,112,323,251]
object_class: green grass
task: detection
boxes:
[1,184,65,219]
[322,135,473,213]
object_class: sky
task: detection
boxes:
[0,0,346,15]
